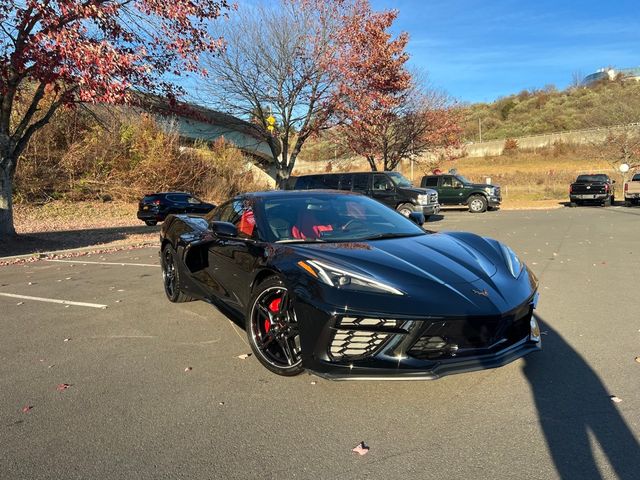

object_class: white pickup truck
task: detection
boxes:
[624,173,640,206]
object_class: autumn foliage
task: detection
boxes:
[0,0,232,237]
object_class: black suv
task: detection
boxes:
[421,174,501,213]
[289,171,440,220]
[137,192,215,226]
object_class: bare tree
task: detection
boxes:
[202,1,343,186]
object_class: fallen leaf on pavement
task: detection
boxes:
[310,381,317,385]
[63,338,71,342]
[635,357,640,364]
[184,367,192,372]
[237,353,252,360]
[56,383,71,392]
[218,402,225,406]
[16,302,24,306]
[610,395,622,403]
[352,442,370,456]
[22,405,33,413]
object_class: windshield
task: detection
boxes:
[632,174,640,181]
[387,172,414,188]
[261,194,425,243]
[456,175,472,184]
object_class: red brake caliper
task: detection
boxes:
[265,297,282,333]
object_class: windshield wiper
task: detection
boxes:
[358,232,423,241]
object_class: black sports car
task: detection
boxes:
[160,190,541,379]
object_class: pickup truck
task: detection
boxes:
[420,173,501,213]
[569,174,615,207]
[624,173,640,206]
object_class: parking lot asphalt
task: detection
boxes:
[1,206,639,480]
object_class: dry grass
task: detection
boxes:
[14,201,142,234]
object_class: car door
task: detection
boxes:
[206,198,260,309]
[370,173,396,208]
[167,194,189,214]
[438,176,458,205]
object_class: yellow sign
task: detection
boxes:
[266,115,276,126]
[267,125,275,133]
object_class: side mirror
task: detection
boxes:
[408,211,425,225]
[209,221,238,238]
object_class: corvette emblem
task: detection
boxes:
[473,289,489,297]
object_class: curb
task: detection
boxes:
[0,240,160,265]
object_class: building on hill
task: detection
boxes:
[583,67,640,85]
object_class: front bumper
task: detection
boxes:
[295,295,541,380]
[488,196,502,207]
[418,203,440,216]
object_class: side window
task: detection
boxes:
[210,202,235,222]
[224,199,257,239]
[187,196,202,205]
[339,174,353,191]
[441,176,453,187]
[424,177,438,187]
[322,175,340,189]
[372,174,393,191]
[452,177,463,188]
[352,175,369,192]
[299,175,325,189]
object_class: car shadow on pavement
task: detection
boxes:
[0,225,159,257]
[523,318,640,479]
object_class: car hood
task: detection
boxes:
[282,232,533,315]
[398,186,436,195]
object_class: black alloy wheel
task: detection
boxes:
[161,245,192,303]
[247,276,303,376]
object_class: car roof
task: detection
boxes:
[243,189,361,200]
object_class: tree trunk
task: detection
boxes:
[0,164,16,239]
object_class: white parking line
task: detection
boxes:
[0,292,108,309]
[45,259,160,268]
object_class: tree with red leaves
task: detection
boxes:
[0,0,232,238]
[333,2,461,172]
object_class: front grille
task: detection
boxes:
[408,305,533,360]
[429,192,438,204]
[494,187,501,197]
[329,318,400,360]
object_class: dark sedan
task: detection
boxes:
[137,192,215,226]
[159,190,541,379]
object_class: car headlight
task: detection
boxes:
[297,260,404,295]
[417,194,430,205]
[500,244,523,278]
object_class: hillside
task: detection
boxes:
[461,80,640,141]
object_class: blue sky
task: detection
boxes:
[373,0,640,103]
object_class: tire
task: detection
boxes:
[145,220,158,226]
[423,215,431,222]
[246,276,304,376]
[603,197,612,207]
[568,202,577,208]
[611,196,615,206]
[396,203,414,217]
[468,195,488,213]
[625,200,632,207]
[161,245,193,303]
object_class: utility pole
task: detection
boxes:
[478,117,483,143]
